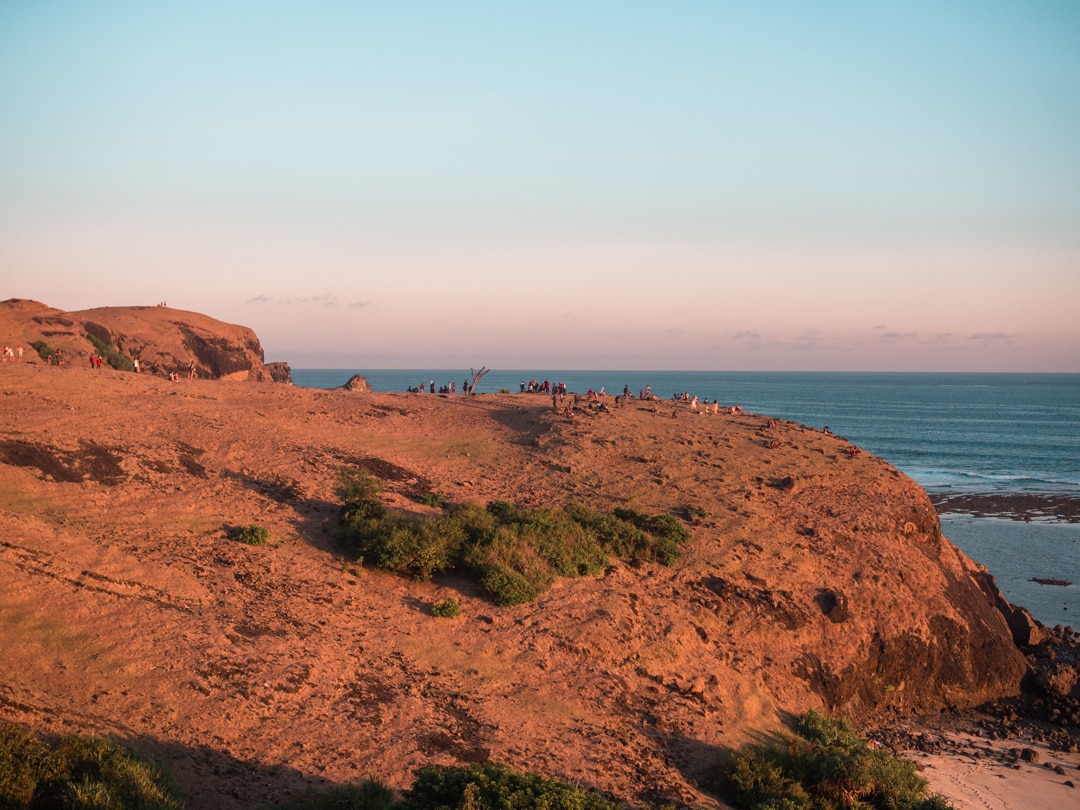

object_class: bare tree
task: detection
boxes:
[467,366,490,395]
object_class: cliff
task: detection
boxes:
[0,298,290,382]
[0,354,1030,807]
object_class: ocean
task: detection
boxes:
[292,369,1080,627]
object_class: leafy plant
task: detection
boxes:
[231,524,270,546]
[0,721,183,809]
[336,468,692,605]
[712,709,954,810]
[85,333,135,372]
[417,492,447,509]
[431,597,462,618]
[272,778,397,810]
[403,762,620,810]
[29,340,55,363]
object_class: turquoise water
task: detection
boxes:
[940,515,1078,629]
[292,369,1080,625]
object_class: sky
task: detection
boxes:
[2,1,1078,371]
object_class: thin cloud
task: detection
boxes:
[921,332,958,344]
[878,331,918,342]
[968,332,1019,341]
[246,293,337,306]
[348,300,371,309]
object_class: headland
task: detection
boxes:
[1,302,1077,808]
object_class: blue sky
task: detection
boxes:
[2,1,1078,370]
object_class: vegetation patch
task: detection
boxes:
[229,524,271,546]
[337,469,690,605]
[417,491,448,509]
[29,340,55,363]
[431,597,462,618]
[403,762,620,810]
[85,332,135,372]
[712,709,953,810]
[273,763,619,810]
[0,721,183,809]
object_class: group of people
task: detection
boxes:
[521,378,570,395]
[2,345,23,362]
[411,379,469,394]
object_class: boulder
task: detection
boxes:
[341,374,371,392]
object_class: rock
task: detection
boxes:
[1035,664,1079,697]
[1021,747,1039,763]
[815,588,851,623]
[998,598,1052,647]
[340,374,371,392]
[265,361,292,384]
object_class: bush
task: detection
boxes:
[339,469,384,506]
[0,722,51,807]
[712,710,953,810]
[231,525,270,546]
[0,721,183,809]
[403,762,620,810]
[431,597,462,618]
[85,333,134,372]
[273,779,396,810]
[417,492,447,509]
[29,340,55,363]
[336,468,691,605]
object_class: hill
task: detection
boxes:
[0,343,1032,807]
[0,298,290,382]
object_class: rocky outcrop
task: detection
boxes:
[341,374,371,392]
[265,362,293,384]
[0,299,290,383]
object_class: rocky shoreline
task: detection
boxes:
[931,492,1080,524]
[870,624,1080,807]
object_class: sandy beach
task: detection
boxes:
[877,712,1080,809]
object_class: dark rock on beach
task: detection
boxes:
[931,492,1080,523]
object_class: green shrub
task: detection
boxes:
[232,525,270,546]
[417,492,447,509]
[431,597,462,618]
[712,710,953,810]
[29,340,55,363]
[339,469,384,506]
[0,722,52,807]
[272,779,396,810]
[0,721,183,809]
[403,762,620,810]
[336,468,691,605]
[85,333,134,372]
